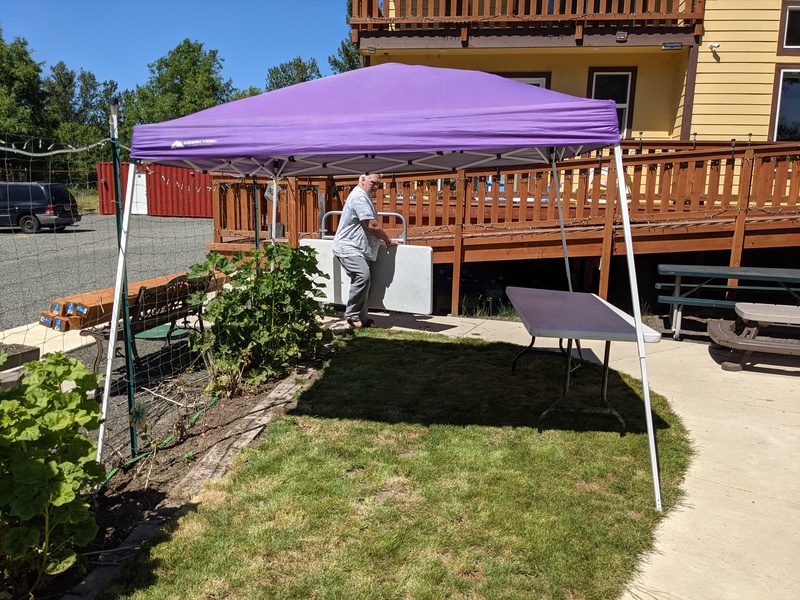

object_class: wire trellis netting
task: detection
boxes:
[1,132,218,466]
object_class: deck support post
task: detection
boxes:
[287,178,299,247]
[598,171,617,300]
[451,170,467,315]
[728,149,755,291]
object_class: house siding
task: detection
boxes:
[691,0,799,141]
[365,0,800,142]
[371,47,687,139]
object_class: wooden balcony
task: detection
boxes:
[351,0,705,45]
[208,141,800,314]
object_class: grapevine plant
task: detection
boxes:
[0,352,105,597]
[189,243,333,397]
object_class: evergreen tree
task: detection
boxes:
[265,57,322,92]
[328,0,360,74]
[125,38,234,125]
[0,28,49,135]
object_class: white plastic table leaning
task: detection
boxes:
[506,286,661,433]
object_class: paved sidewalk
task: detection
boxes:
[371,312,800,600]
[0,322,94,355]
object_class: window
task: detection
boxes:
[496,72,551,89]
[588,67,637,137]
[771,68,800,141]
[778,0,800,55]
[513,76,548,88]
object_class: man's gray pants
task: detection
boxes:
[336,255,373,321]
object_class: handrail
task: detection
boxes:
[320,210,408,243]
[351,0,705,26]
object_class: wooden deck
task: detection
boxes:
[207,142,800,314]
[351,0,706,43]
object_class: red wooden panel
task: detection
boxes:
[96,162,212,217]
[96,161,132,215]
[146,165,213,218]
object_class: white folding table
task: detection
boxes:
[506,286,661,433]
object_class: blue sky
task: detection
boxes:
[0,0,351,92]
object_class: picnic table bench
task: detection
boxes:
[657,264,800,339]
[80,273,212,373]
[707,302,800,372]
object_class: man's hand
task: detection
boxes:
[385,238,400,248]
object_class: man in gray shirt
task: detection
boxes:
[332,173,399,328]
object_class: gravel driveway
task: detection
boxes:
[0,213,213,331]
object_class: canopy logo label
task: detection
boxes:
[170,139,217,149]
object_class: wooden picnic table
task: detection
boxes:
[707,302,800,372]
[657,264,800,339]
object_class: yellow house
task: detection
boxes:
[351,0,800,143]
[209,2,800,314]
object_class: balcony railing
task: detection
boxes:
[207,141,800,311]
[351,1,705,28]
[209,142,800,249]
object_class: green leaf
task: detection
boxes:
[50,480,77,506]
[64,506,99,546]
[2,526,40,559]
[45,547,77,575]
[41,409,74,431]
[11,485,49,520]
[12,458,49,484]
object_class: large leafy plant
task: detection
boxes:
[0,353,105,597]
[189,243,332,396]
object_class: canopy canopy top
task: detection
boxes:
[130,63,621,178]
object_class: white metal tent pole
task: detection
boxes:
[613,145,663,512]
[551,156,573,292]
[96,162,137,463]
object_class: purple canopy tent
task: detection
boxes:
[130,62,620,177]
[105,63,663,509]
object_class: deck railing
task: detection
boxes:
[208,142,800,309]
[210,142,799,246]
[351,0,705,33]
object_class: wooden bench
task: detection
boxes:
[707,302,800,372]
[80,273,211,373]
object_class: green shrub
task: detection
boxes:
[189,243,332,396]
[0,353,105,597]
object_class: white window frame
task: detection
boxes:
[773,68,800,140]
[512,76,548,88]
[786,6,800,47]
[591,71,633,137]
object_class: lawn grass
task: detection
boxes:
[100,328,692,600]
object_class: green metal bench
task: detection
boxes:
[656,264,800,340]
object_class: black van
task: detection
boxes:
[0,182,81,233]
